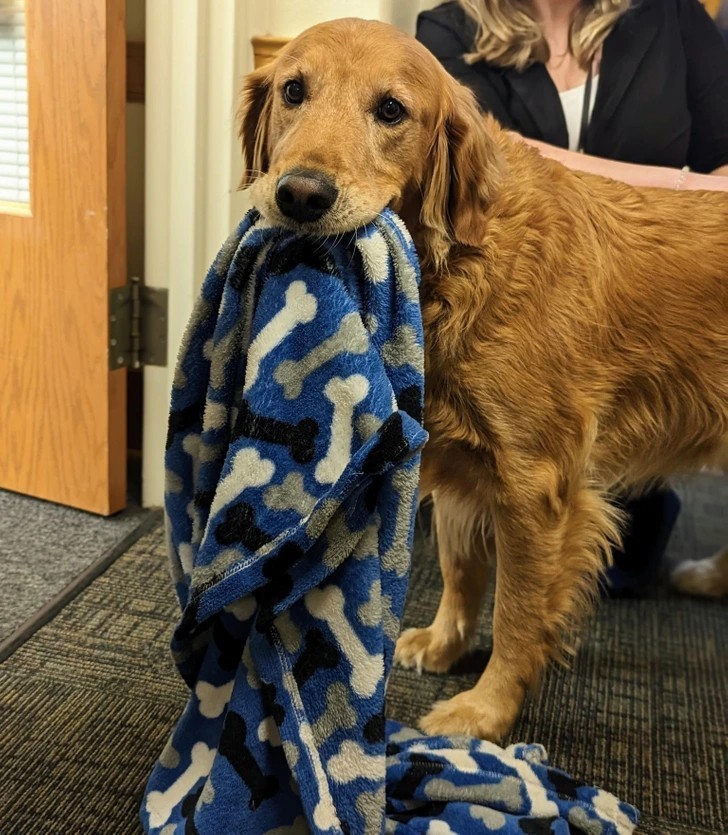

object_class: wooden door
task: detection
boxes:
[0,0,127,515]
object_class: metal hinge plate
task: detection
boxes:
[109,277,168,369]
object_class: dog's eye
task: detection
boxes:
[377,98,406,125]
[283,80,305,105]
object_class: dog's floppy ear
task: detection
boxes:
[237,63,274,188]
[421,79,503,262]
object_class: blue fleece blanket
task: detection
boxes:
[142,207,639,835]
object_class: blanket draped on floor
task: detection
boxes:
[142,208,638,835]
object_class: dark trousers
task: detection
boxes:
[604,488,681,596]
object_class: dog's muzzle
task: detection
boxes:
[275,169,339,223]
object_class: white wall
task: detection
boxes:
[268,1,391,36]
[261,0,438,37]
[144,1,256,507]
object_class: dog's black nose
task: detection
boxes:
[275,170,338,223]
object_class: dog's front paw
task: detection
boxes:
[394,626,467,674]
[419,691,511,743]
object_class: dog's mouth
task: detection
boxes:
[267,215,364,241]
[252,169,394,237]
[259,202,390,240]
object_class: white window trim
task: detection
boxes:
[0,0,30,208]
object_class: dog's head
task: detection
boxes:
[238,18,502,266]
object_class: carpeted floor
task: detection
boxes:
[0,488,158,656]
[1,517,726,834]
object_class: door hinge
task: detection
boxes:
[109,277,168,369]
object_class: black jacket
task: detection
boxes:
[417,0,728,172]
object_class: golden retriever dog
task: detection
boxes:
[238,18,728,742]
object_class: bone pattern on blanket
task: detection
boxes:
[382,324,421,370]
[292,627,341,686]
[158,734,181,770]
[244,280,317,393]
[274,312,370,400]
[279,668,342,833]
[235,401,319,465]
[204,447,274,537]
[358,577,400,642]
[311,682,358,743]
[145,742,216,829]
[194,679,234,719]
[263,472,316,516]
[315,375,370,484]
[258,715,282,747]
[305,585,382,698]
[328,740,382,783]
[380,467,421,578]
[356,412,384,442]
[218,712,279,810]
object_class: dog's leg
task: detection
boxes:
[394,489,491,674]
[419,477,619,742]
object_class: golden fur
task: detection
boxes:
[238,18,728,741]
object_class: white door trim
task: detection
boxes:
[142,0,261,507]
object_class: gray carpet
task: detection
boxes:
[1,516,726,834]
[0,489,158,654]
[667,472,727,568]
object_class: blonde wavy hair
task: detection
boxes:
[458,0,631,71]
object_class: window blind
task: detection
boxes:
[0,1,29,205]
